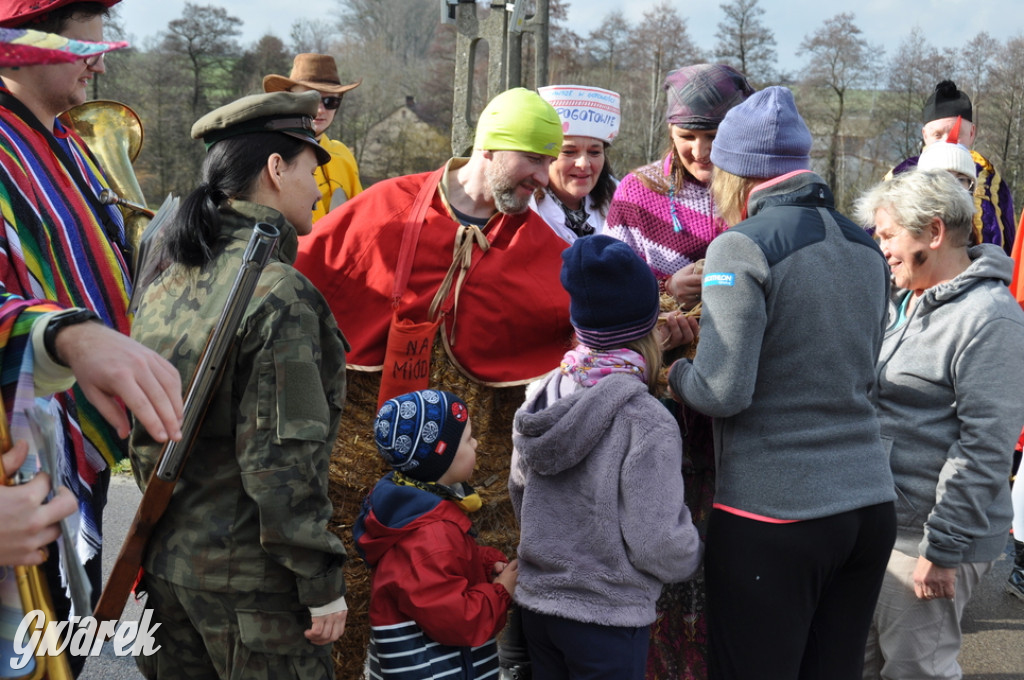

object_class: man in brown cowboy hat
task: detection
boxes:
[264,53,362,220]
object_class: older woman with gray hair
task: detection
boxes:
[855,169,1024,680]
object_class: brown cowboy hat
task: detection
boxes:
[0,0,121,28]
[263,53,361,96]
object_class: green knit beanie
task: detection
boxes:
[474,87,563,158]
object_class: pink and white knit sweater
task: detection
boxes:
[605,155,725,282]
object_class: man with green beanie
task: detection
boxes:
[292,87,570,675]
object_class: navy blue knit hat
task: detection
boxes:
[561,235,659,350]
[710,86,811,178]
[374,390,469,482]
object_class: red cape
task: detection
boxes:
[295,166,573,385]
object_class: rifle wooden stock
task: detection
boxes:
[93,222,280,625]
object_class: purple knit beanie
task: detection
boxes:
[663,63,754,129]
[561,235,659,350]
[709,86,812,178]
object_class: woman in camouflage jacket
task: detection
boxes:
[128,91,349,680]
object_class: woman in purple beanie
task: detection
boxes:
[606,63,753,292]
[605,63,753,680]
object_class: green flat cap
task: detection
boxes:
[191,91,330,165]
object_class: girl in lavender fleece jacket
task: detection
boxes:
[509,235,702,680]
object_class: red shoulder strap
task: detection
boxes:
[392,166,446,306]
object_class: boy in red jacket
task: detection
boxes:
[354,389,518,679]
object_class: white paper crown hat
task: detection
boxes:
[538,85,620,144]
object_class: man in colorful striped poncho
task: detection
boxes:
[0,3,183,674]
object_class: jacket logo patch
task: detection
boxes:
[703,273,735,287]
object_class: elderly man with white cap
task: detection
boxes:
[888,80,1015,255]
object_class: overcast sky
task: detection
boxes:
[116,0,1021,74]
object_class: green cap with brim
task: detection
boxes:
[474,87,563,158]
[191,91,330,166]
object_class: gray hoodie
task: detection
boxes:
[878,244,1024,566]
[510,371,701,628]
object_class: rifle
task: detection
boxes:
[92,222,280,625]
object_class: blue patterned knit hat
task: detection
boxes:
[374,390,469,482]
[561,235,660,350]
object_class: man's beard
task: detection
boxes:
[486,161,532,214]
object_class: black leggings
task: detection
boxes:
[705,502,896,680]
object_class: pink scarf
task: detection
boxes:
[560,344,647,387]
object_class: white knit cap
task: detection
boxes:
[918,142,976,179]
[537,85,620,143]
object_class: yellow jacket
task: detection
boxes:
[314,135,362,222]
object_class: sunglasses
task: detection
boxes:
[82,53,104,68]
[321,96,342,110]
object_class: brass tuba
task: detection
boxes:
[58,100,153,255]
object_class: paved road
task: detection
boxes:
[80,475,1024,679]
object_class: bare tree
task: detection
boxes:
[953,32,994,124]
[880,27,950,162]
[625,1,706,163]
[334,0,437,66]
[548,0,584,81]
[231,35,292,97]
[290,18,338,55]
[984,36,1024,206]
[714,0,777,86]
[586,11,632,79]
[798,13,881,209]
[162,2,243,119]
[325,0,453,173]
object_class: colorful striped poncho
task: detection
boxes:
[0,92,131,562]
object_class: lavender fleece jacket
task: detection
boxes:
[510,371,701,628]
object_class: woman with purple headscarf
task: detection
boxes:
[606,64,753,297]
[606,63,753,680]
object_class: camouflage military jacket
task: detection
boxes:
[129,199,348,607]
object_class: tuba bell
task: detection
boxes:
[58,100,153,256]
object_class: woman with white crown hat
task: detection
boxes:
[531,85,621,242]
